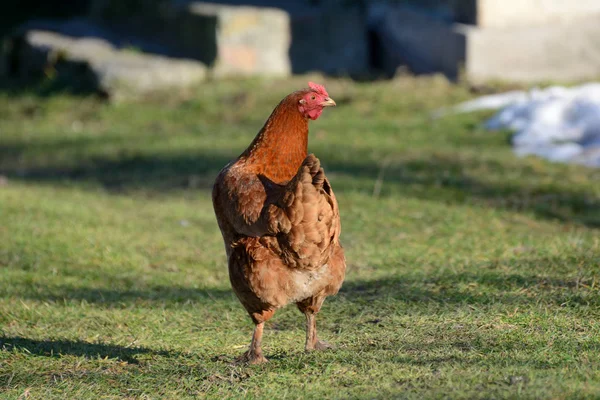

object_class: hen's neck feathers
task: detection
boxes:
[241,92,308,184]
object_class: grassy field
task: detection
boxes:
[1,76,599,399]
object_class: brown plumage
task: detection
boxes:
[212,82,346,364]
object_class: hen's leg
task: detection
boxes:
[244,322,267,364]
[304,312,334,351]
[238,309,274,364]
[297,296,332,351]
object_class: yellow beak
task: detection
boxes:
[321,97,336,107]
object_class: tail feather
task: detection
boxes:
[303,154,325,190]
[271,154,340,270]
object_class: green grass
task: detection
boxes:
[1,76,599,399]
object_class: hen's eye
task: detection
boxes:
[311,96,315,100]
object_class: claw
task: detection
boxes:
[235,350,269,365]
[306,339,335,352]
[315,340,334,351]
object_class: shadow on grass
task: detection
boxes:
[6,259,598,309]
[0,336,175,364]
[324,154,600,228]
[338,269,600,309]
[0,137,234,191]
[1,131,599,225]
[5,285,236,308]
[0,76,104,99]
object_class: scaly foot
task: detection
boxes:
[315,339,334,351]
[306,339,334,352]
[236,350,268,365]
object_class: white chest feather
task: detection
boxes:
[288,264,330,303]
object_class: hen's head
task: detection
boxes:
[297,82,336,120]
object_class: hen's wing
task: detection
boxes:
[213,162,281,239]
[268,154,341,270]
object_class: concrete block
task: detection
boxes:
[475,0,600,28]
[90,1,291,77]
[88,0,369,77]
[7,23,207,98]
[465,16,600,82]
[185,2,291,77]
[373,4,600,83]
[393,0,600,28]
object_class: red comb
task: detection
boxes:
[308,81,329,97]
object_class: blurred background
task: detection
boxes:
[5,0,600,88]
[2,1,600,398]
[3,0,600,194]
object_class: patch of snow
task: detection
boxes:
[445,83,600,168]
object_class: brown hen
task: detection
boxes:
[212,82,346,364]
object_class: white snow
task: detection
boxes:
[445,83,600,168]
